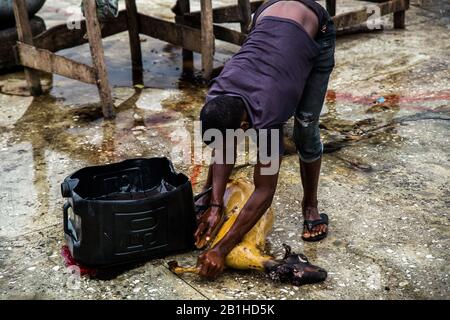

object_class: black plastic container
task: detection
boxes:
[61,157,196,267]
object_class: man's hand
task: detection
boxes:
[207,157,282,258]
[194,206,223,249]
[197,248,226,279]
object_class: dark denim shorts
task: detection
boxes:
[293,17,336,162]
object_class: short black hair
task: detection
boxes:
[200,95,246,144]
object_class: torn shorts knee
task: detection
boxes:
[293,113,323,163]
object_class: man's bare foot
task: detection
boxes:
[302,203,328,241]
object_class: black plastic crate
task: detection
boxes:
[60,157,196,267]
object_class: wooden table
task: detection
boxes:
[12,0,409,118]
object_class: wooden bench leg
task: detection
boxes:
[326,0,336,17]
[84,0,115,119]
[200,0,214,80]
[176,0,194,76]
[12,0,42,96]
[125,0,143,85]
[238,0,252,33]
[393,11,405,29]
[394,0,408,29]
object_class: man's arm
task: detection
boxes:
[194,160,235,247]
[197,157,282,278]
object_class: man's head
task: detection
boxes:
[200,95,249,144]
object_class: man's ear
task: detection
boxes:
[240,121,250,130]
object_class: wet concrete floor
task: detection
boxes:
[0,0,449,299]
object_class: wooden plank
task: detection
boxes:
[125,0,143,85]
[12,0,42,95]
[84,0,115,119]
[175,0,194,75]
[378,0,409,18]
[211,24,246,46]
[336,24,384,36]
[238,0,252,33]
[16,42,97,84]
[34,11,128,53]
[186,1,264,24]
[326,0,336,17]
[332,0,408,30]
[200,0,214,80]
[138,14,202,53]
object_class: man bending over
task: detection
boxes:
[195,0,336,278]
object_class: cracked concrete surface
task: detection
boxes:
[0,0,449,299]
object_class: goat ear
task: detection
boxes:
[282,243,292,260]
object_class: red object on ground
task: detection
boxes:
[61,245,97,277]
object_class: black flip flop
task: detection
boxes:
[302,213,329,242]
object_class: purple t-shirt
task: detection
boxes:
[207,15,320,155]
